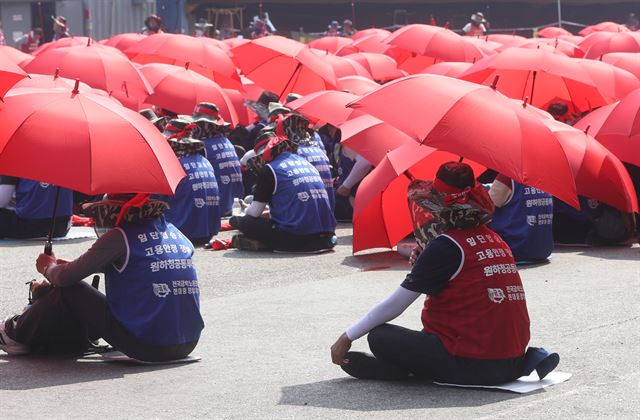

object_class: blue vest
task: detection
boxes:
[15,179,73,220]
[268,152,337,235]
[490,181,554,262]
[105,218,204,346]
[160,154,221,242]
[297,142,335,210]
[202,135,244,215]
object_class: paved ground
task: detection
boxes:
[1,224,639,419]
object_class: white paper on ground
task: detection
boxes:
[100,351,202,365]
[434,371,572,394]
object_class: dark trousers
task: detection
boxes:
[0,209,71,239]
[230,215,335,252]
[6,281,197,362]
[334,196,353,222]
[367,324,525,385]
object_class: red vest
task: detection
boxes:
[421,225,530,359]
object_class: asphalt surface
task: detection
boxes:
[1,224,639,419]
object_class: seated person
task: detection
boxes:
[553,197,635,246]
[489,175,554,263]
[139,108,168,132]
[230,131,337,252]
[334,144,372,222]
[0,176,73,239]
[0,194,204,361]
[192,102,244,216]
[156,119,221,245]
[330,162,559,383]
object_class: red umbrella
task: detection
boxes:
[601,52,640,80]
[459,48,639,113]
[0,84,184,195]
[311,51,372,79]
[100,33,146,52]
[32,37,98,56]
[348,74,579,207]
[538,27,573,38]
[24,44,153,110]
[0,46,34,67]
[342,52,403,81]
[579,31,640,59]
[339,114,412,165]
[335,75,380,95]
[579,58,640,103]
[287,90,361,126]
[418,61,472,78]
[223,88,254,126]
[558,35,585,45]
[309,36,353,54]
[139,62,238,124]
[579,22,631,37]
[336,33,393,56]
[223,37,250,50]
[11,73,117,101]
[485,34,527,45]
[497,39,585,58]
[352,142,485,252]
[385,24,489,69]
[352,28,391,41]
[573,102,616,134]
[0,51,29,97]
[574,88,640,167]
[544,119,638,212]
[125,33,241,90]
[232,36,337,99]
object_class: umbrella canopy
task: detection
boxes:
[573,102,617,135]
[600,52,640,80]
[485,34,527,45]
[223,37,250,50]
[0,46,34,67]
[342,52,403,81]
[139,62,238,125]
[352,141,485,252]
[11,73,117,101]
[308,36,353,54]
[579,31,640,59]
[32,37,98,56]
[352,28,391,41]
[573,88,640,168]
[579,22,631,37]
[125,33,241,90]
[347,74,579,208]
[336,33,392,56]
[0,51,29,98]
[498,39,585,58]
[24,44,153,110]
[538,27,573,38]
[287,90,361,126]
[418,61,473,77]
[335,75,380,95]
[339,114,412,165]
[543,119,638,213]
[0,85,184,195]
[311,51,372,79]
[100,32,146,52]
[223,88,255,126]
[459,48,639,113]
[232,36,337,99]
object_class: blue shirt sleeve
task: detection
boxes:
[401,235,462,296]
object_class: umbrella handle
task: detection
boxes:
[45,186,60,256]
[44,240,53,256]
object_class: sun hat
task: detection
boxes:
[192,102,230,127]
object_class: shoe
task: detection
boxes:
[521,347,560,380]
[231,234,271,251]
[0,319,30,356]
[341,351,410,380]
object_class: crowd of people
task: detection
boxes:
[3,12,640,390]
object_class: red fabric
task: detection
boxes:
[421,225,530,359]
[0,50,28,97]
[71,215,95,227]
[220,221,233,231]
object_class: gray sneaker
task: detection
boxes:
[0,319,30,356]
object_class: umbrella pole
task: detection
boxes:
[529,71,538,105]
[279,62,303,101]
[44,186,60,256]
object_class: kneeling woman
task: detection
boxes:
[331,162,558,384]
[2,194,204,362]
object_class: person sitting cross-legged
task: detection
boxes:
[330,162,559,384]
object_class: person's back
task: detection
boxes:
[296,139,335,210]
[268,152,336,236]
[105,216,204,346]
[202,134,243,215]
[490,176,554,262]
[162,153,221,244]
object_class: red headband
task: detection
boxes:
[194,105,220,119]
[433,178,472,205]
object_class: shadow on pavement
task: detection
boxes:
[0,354,188,390]
[342,251,409,272]
[279,377,528,411]
[552,244,640,261]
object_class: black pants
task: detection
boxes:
[367,324,525,385]
[0,209,71,239]
[6,281,198,362]
[230,215,335,252]
[334,196,353,222]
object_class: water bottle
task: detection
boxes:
[232,198,243,216]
